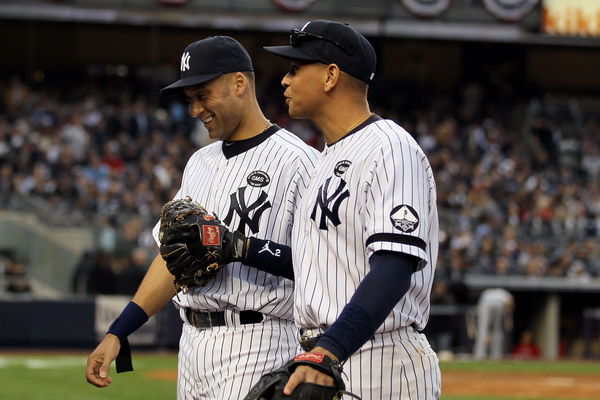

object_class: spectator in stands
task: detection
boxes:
[5,260,31,293]
[112,216,142,258]
[85,252,117,295]
[548,242,576,277]
[115,247,149,295]
[493,256,516,276]
[473,234,497,275]
[524,253,549,277]
[5,76,28,111]
[431,280,457,305]
[511,330,540,359]
[128,97,153,138]
[72,250,97,294]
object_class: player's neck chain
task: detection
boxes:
[327,114,379,147]
[345,114,372,134]
[222,119,276,159]
[346,118,363,133]
[261,119,272,133]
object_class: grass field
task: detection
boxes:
[1,352,599,400]
[0,353,177,400]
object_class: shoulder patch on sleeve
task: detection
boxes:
[390,204,420,233]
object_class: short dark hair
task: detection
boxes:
[343,71,368,95]
[242,71,256,88]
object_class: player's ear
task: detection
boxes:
[232,72,249,97]
[323,64,341,93]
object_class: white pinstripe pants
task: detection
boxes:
[343,327,441,400]
[177,314,297,400]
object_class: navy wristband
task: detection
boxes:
[245,237,294,280]
[107,301,149,339]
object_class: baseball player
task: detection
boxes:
[473,288,514,360]
[85,36,318,400]
[241,20,443,398]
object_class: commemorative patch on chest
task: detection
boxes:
[247,170,270,187]
[390,204,420,233]
[334,160,352,177]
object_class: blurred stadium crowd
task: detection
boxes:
[0,71,598,296]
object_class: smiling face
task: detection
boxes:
[281,60,327,120]
[184,73,243,141]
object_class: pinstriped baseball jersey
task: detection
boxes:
[292,115,438,331]
[153,126,318,319]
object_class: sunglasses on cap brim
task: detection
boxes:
[289,29,353,56]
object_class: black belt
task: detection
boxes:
[298,323,420,352]
[185,308,264,329]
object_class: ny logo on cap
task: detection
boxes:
[180,52,191,72]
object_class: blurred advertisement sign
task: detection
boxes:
[95,296,157,346]
[482,0,539,22]
[272,0,316,12]
[157,0,190,5]
[399,0,452,18]
[543,0,600,37]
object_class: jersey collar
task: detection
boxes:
[222,124,279,159]
[326,114,382,147]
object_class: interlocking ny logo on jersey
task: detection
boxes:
[311,177,350,230]
[223,187,272,234]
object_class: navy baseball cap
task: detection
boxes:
[263,20,376,84]
[161,36,253,96]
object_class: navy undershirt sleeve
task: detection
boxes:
[244,237,294,280]
[315,251,418,361]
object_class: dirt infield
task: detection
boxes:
[146,369,600,398]
[442,370,600,398]
[146,370,178,381]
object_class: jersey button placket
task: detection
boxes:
[215,160,229,190]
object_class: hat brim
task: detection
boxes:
[160,72,223,96]
[263,46,318,62]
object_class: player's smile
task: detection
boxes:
[184,78,235,140]
[201,114,215,129]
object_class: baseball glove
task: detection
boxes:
[243,353,360,400]
[158,197,247,292]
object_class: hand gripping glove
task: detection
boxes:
[243,353,360,400]
[158,197,248,292]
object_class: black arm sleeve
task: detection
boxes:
[243,237,295,280]
[315,251,418,361]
